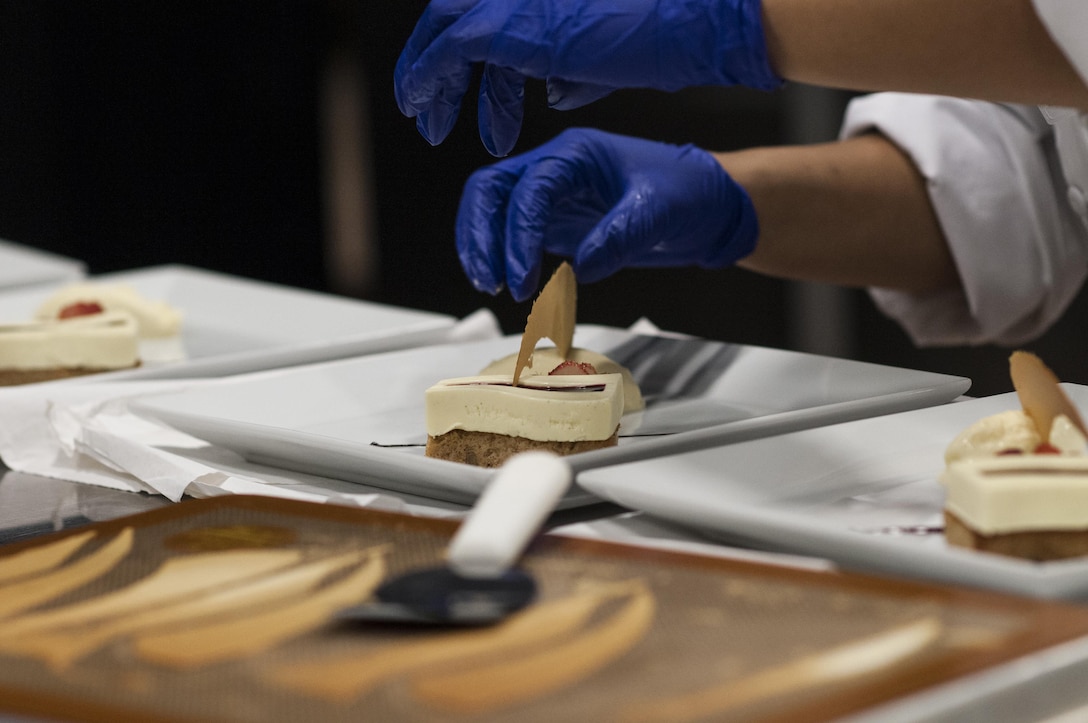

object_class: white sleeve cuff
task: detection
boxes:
[1032,0,1088,88]
[841,93,1088,346]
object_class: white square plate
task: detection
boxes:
[578,385,1088,599]
[132,326,969,507]
[0,264,456,382]
[0,238,85,290]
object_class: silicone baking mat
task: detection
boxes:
[2,495,1088,723]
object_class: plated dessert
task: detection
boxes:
[425,365,626,467]
[0,282,184,386]
[425,263,642,467]
[36,283,185,363]
[941,351,1088,560]
[0,311,140,386]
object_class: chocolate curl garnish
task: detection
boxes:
[1009,350,1087,442]
[513,262,576,386]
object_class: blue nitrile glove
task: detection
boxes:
[456,128,760,301]
[395,0,782,156]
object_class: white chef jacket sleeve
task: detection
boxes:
[841,93,1088,346]
[1032,0,1088,85]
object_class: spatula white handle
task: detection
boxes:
[447,451,572,578]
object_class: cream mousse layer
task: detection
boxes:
[36,283,185,363]
[0,311,138,370]
[944,411,1086,463]
[479,346,644,413]
[942,456,1088,535]
[36,283,182,337]
[426,373,624,442]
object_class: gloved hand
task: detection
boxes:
[457,128,760,301]
[396,0,782,156]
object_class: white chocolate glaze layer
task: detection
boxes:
[426,373,624,442]
[0,312,138,370]
[942,456,1088,534]
[479,346,644,413]
[36,283,182,338]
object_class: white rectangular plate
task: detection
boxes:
[0,239,85,290]
[132,326,969,507]
[578,384,1088,599]
[0,264,456,382]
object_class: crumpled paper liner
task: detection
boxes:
[0,309,503,511]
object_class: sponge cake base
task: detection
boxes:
[426,427,619,468]
[944,509,1088,561]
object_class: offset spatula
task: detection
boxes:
[337,452,572,626]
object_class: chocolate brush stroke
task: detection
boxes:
[265,579,641,702]
[0,530,96,586]
[0,528,134,620]
[132,546,387,668]
[411,581,655,715]
[0,550,368,671]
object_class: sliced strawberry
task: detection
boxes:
[58,301,104,319]
[1034,442,1062,455]
[549,360,598,375]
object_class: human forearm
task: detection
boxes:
[762,0,1088,109]
[723,134,960,292]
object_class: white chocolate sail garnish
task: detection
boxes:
[1051,414,1088,454]
[426,373,624,442]
[514,262,576,386]
[1010,350,1087,442]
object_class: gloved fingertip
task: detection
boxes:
[480,115,515,157]
[470,276,505,296]
[508,263,544,304]
[416,103,459,147]
[394,66,431,118]
[459,254,502,295]
[508,281,533,304]
[415,114,439,146]
[731,188,762,260]
[568,257,609,286]
[482,128,517,158]
[545,79,616,111]
[479,70,525,157]
[545,80,568,110]
[392,66,411,116]
[572,226,624,285]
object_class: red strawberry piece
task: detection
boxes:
[58,301,104,318]
[549,360,598,375]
